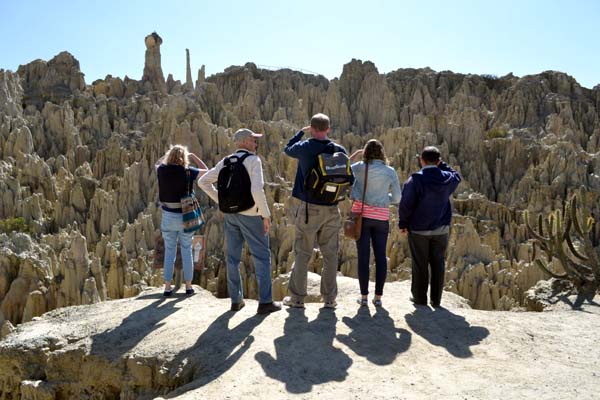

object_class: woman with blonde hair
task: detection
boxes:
[156,145,208,296]
[349,139,401,307]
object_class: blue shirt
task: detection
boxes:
[350,160,402,207]
[284,130,352,205]
[398,163,461,231]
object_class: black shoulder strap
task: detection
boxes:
[238,151,253,163]
[323,142,336,154]
[185,169,193,195]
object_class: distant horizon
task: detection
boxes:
[6,48,599,91]
[1,1,599,89]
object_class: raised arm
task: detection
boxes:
[284,128,308,158]
[188,153,209,177]
[438,161,462,192]
[349,149,364,162]
[155,155,166,169]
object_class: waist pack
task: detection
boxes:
[217,151,255,213]
[305,146,353,204]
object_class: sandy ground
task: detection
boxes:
[2,275,599,399]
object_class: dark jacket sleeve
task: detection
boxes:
[398,176,418,229]
[438,162,462,193]
[284,130,305,158]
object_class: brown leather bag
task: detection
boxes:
[343,163,369,241]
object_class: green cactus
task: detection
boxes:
[524,195,599,295]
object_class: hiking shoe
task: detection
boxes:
[356,298,368,306]
[282,296,305,308]
[323,300,337,309]
[409,296,426,306]
[230,301,246,311]
[257,302,282,314]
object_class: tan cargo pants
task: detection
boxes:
[287,202,340,303]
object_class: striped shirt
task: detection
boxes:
[351,200,390,221]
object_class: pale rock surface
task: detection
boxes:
[0,34,599,328]
[0,278,598,399]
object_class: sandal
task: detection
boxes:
[356,298,368,306]
[372,299,382,307]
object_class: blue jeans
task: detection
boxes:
[161,209,194,282]
[224,213,273,304]
[356,218,389,296]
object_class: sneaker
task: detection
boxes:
[230,301,246,311]
[372,299,382,307]
[163,289,173,297]
[282,296,305,308]
[185,288,195,295]
[323,300,337,309]
[430,302,442,309]
[257,302,282,314]
[356,298,368,306]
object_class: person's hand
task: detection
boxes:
[400,228,408,235]
[301,126,312,133]
[263,217,271,235]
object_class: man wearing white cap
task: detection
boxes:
[199,128,281,314]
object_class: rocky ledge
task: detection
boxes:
[1,274,598,400]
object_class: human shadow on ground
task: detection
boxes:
[404,306,489,358]
[336,306,411,365]
[548,292,600,311]
[164,310,267,397]
[90,296,187,361]
[255,308,353,394]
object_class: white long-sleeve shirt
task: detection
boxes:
[198,150,271,218]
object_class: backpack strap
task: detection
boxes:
[185,169,191,195]
[237,151,253,163]
[323,142,336,154]
[225,150,252,165]
[359,163,369,214]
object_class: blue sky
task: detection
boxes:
[1,0,599,88]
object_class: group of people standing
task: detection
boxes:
[155,113,461,314]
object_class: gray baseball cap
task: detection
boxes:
[233,128,263,142]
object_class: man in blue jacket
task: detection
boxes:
[282,113,352,309]
[398,146,461,308]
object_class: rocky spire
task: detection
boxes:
[185,49,193,91]
[142,32,166,94]
[196,65,205,87]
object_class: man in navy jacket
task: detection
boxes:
[398,146,461,307]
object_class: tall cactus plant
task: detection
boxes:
[523,195,599,295]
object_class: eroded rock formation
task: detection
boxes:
[1,33,599,326]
